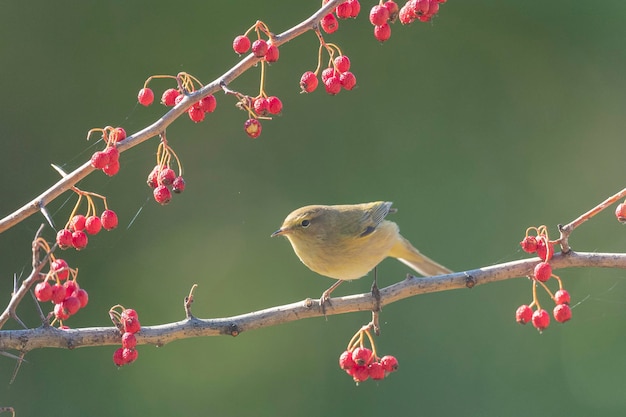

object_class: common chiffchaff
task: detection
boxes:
[272,201,451,302]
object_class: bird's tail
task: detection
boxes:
[389,235,452,276]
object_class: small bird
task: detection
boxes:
[271,201,452,303]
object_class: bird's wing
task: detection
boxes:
[359,201,393,237]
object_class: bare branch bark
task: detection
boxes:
[2,251,624,353]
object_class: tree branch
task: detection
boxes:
[0,0,343,234]
[1,251,624,352]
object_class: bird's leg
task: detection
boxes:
[320,279,344,308]
[371,267,381,312]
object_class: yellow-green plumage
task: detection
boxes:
[272,201,451,282]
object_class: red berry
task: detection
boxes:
[536,238,554,261]
[554,289,570,305]
[174,94,185,106]
[321,13,339,34]
[85,215,102,235]
[54,303,70,320]
[161,88,180,106]
[51,283,67,304]
[51,258,70,280]
[104,146,120,163]
[153,185,172,205]
[75,288,89,308]
[369,5,390,26]
[233,35,251,54]
[113,347,125,366]
[122,348,138,364]
[340,72,357,90]
[321,67,338,83]
[63,279,78,297]
[244,119,262,138]
[199,95,217,113]
[616,202,626,223]
[399,4,416,24]
[121,308,139,321]
[267,96,282,115]
[368,362,386,380]
[380,355,399,372]
[251,39,268,57]
[348,0,361,17]
[253,97,269,115]
[300,71,318,93]
[350,365,369,383]
[69,215,86,232]
[71,230,88,250]
[533,262,552,282]
[339,350,356,370]
[90,151,109,169]
[384,1,399,21]
[158,168,176,186]
[334,55,351,73]
[265,44,279,63]
[56,229,73,249]
[124,317,141,334]
[63,296,81,315]
[101,209,118,230]
[137,87,154,106]
[122,332,137,349]
[324,76,342,95]
[34,281,53,302]
[147,165,160,188]
[111,127,126,143]
[351,346,373,366]
[531,309,550,331]
[520,235,538,253]
[102,160,120,177]
[336,2,352,19]
[553,304,572,323]
[515,304,533,324]
[172,176,186,194]
[413,0,431,16]
[188,104,205,123]
[374,23,392,42]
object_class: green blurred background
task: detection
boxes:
[2,0,626,415]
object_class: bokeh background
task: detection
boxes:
[1,0,626,415]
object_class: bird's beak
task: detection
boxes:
[271,228,285,237]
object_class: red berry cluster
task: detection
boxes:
[110,306,141,367]
[88,126,125,176]
[339,325,398,384]
[138,72,217,123]
[368,2,397,42]
[56,189,118,251]
[517,226,572,332]
[398,0,446,25]
[232,22,285,138]
[33,253,89,323]
[320,0,361,34]
[339,347,399,383]
[299,40,357,96]
[147,134,185,205]
[615,200,626,223]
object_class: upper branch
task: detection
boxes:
[0,0,343,234]
[2,251,625,352]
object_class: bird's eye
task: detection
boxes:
[301,219,310,228]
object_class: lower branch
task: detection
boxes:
[1,251,624,352]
